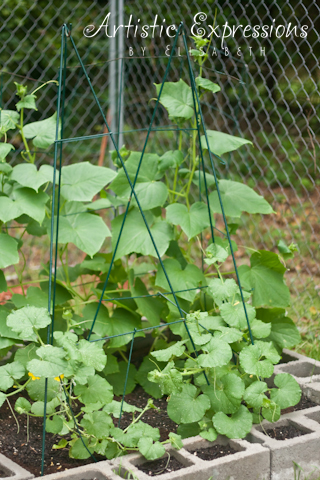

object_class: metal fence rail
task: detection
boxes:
[1,0,319,320]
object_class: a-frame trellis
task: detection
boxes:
[42,22,254,476]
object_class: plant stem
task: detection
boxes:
[6,398,20,433]
[18,109,34,163]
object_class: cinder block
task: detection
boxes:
[33,460,117,480]
[301,381,320,403]
[247,412,320,480]
[274,349,320,384]
[113,435,270,480]
[0,453,34,480]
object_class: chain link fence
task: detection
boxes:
[1,0,319,320]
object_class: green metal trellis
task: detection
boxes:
[42,22,254,476]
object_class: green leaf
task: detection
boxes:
[0,272,7,294]
[14,397,32,414]
[0,143,14,160]
[7,306,51,341]
[239,342,280,377]
[213,405,253,438]
[86,198,112,211]
[270,373,301,409]
[77,339,106,372]
[0,392,6,408]
[24,113,60,148]
[203,374,245,414]
[177,422,200,439]
[103,400,142,418]
[195,77,221,93]
[238,251,291,308]
[169,432,183,449]
[26,377,60,402]
[256,308,301,349]
[220,302,256,330]
[158,150,184,172]
[200,427,218,442]
[130,277,165,327]
[193,170,216,190]
[31,397,59,416]
[209,180,274,217]
[74,375,113,404]
[201,130,252,156]
[135,356,165,399]
[90,307,142,349]
[46,416,63,434]
[250,319,272,339]
[112,421,160,447]
[197,338,232,368]
[27,345,67,378]
[70,438,94,460]
[208,278,238,306]
[55,212,110,257]
[166,202,212,240]
[155,259,205,302]
[111,152,168,210]
[105,362,137,396]
[204,244,229,266]
[53,438,68,450]
[81,411,113,438]
[0,362,25,391]
[243,381,268,409]
[61,163,116,202]
[138,437,165,461]
[0,110,20,132]
[82,302,110,336]
[12,287,48,309]
[214,327,244,344]
[0,233,19,268]
[155,80,194,119]
[16,94,37,112]
[11,164,53,191]
[9,187,49,224]
[151,341,185,362]
[262,401,281,423]
[278,240,297,260]
[167,384,210,424]
[0,162,13,174]
[102,355,119,376]
[13,343,38,365]
[112,208,173,260]
[148,362,183,396]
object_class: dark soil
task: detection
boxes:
[281,394,318,414]
[264,424,306,440]
[189,444,237,461]
[0,386,176,477]
[0,467,12,478]
[115,386,178,441]
[137,454,184,476]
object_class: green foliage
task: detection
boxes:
[0,54,302,465]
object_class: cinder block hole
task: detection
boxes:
[188,442,240,461]
[280,362,320,378]
[306,410,320,424]
[113,465,135,479]
[0,465,14,478]
[279,352,300,364]
[259,420,313,441]
[125,452,193,477]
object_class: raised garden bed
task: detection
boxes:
[1,349,320,480]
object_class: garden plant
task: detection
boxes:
[0,25,302,472]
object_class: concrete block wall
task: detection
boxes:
[112,436,271,480]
